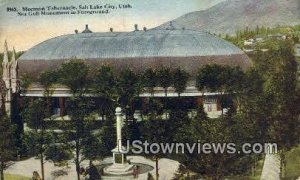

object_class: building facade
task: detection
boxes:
[1,25,252,120]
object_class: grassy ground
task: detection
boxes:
[225,158,264,180]
[284,145,300,180]
[4,174,30,180]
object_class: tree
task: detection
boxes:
[172,106,256,179]
[196,65,224,93]
[140,97,166,180]
[57,59,90,95]
[249,39,300,178]
[142,68,157,96]
[64,96,95,180]
[45,144,73,165]
[116,68,141,122]
[57,60,95,180]
[21,98,51,180]
[93,66,117,120]
[97,117,116,158]
[260,40,299,178]
[238,69,270,142]
[140,118,167,180]
[196,65,245,116]
[157,67,173,97]
[20,70,57,180]
[172,68,189,97]
[0,114,16,180]
[82,115,116,169]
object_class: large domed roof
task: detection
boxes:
[20,29,245,60]
[18,29,251,79]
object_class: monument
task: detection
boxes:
[103,107,134,175]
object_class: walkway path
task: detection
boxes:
[5,156,179,180]
[260,153,281,180]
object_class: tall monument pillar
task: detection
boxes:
[116,107,122,151]
[104,107,134,175]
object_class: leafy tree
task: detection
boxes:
[157,67,173,96]
[196,65,224,93]
[142,98,164,120]
[140,97,167,180]
[20,70,57,180]
[172,106,256,179]
[45,144,73,165]
[64,96,95,180]
[196,65,245,116]
[97,117,116,157]
[93,66,117,120]
[56,60,95,180]
[82,116,116,167]
[238,69,270,142]
[172,68,189,97]
[140,118,167,180]
[39,70,58,92]
[57,59,90,95]
[0,114,16,180]
[142,68,157,96]
[19,75,32,94]
[116,68,141,122]
[260,40,299,177]
[93,66,116,98]
[21,98,51,180]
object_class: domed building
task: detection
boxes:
[2,24,251,119]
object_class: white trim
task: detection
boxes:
[20,86,222,97]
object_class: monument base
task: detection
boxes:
[103,163,134,175]
[103,146,134,175]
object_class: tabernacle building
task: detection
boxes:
[1,24,251,119]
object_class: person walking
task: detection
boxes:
[32,171,41,180]
[133,165,138,178]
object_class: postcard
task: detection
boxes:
[0,0,299,179]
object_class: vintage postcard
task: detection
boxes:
[0,0,299,179]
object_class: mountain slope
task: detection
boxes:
[157,0,300,34]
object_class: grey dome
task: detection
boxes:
[18,29,251,79]
[19,29,245,60]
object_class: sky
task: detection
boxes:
[0,0,226,52]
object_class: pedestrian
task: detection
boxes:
[80,167,85,175]
[133,165,137,178]
[32,171,41,180]
[136,165,140,178]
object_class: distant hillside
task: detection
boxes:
[157,0,300,35]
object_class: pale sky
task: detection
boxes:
[0,0,226,52]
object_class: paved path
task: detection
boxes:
[260,153,281,180]
[6,156,179,180]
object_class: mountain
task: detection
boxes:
[157,0,300,34]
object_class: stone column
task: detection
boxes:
[115,107,123,151]
[104,107,133,174]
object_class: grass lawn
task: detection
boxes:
[225,158,264,180]
[284,145,300,180]
[4,174,30,180]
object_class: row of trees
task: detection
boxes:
[1,37,299,179]
[19,61,245,179]
[19,61,190,180]
[139,66,257,179]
